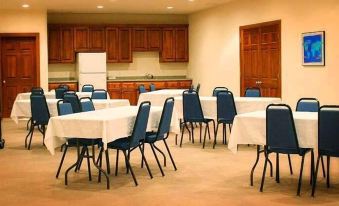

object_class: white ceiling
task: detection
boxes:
[0,0,233,14]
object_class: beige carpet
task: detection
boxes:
[0,118,338,206]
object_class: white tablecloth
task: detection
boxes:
[15,91,110,101]
[10,99,130,124]
[45,106,180,155]
[137,89,186,106]
[228,111,318,153]
[174,96,281,119]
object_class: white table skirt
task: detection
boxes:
[137,89,186,106]
[174,96,282,119]
[10,99,130,124]
[15,91,110,101]
[45,106,180,155]
[228,111,318,153]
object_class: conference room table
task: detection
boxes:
[44,105,180,189]
[228,110,317,185]
[174,96,282,119]
[137,89,186,106]
[11,99,130,124]
[15,91,110,101]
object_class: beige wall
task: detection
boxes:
[48,13,189,79]
[0,10,48,90]
[188,0,339,107]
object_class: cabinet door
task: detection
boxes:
[175,27,189,62]
[132,28,148,51]
[160,28,176,62]
[118,28,132,62]
[122,89,137,105]
[60,26,74,63]
[108,89,122,99]
[179,80,192,89]
[166,81,179,89]
[48,83,78,91]
[48,25,61,63]
[148,28,162,51]
[89,26,106,51]
[106,27,119,63]
[74,26,89,51]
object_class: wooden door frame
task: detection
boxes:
[239,20,281,97]
[0,33,40,116]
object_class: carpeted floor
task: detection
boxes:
[0,118,338,206]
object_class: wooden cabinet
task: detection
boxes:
[160,26,189,62]
[132,27,148,51]
[118,28,132,62]
[48,25,75,63]
[74,26,105,51]
[148,28,162,51]
[48,82,78,91]
[106,27,119,63]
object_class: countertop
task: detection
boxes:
[49,76,192,83]
[48,78,78,83]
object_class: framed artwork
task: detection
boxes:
[302,31,325,66]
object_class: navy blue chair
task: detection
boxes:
[63,92,81,113]
[312,105,339,196]
[31,87,44,95]
[80,97,95,112]
[81,84,94,92]
[260,104,314,196]
[214,91,237,148]
[144,97,177,176]
[25,94,50,150]
[138,85,147,94]
[150,83,156,92]
[58,84,69,91]
[296,98,319,112]
[104,101,152,186]
[180,90,216,148]
[55,87,67,99]
[91,89,108,99]
[212,87,228,97]
[245,87,261,97]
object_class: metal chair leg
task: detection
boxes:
[276,153,280,183]
[326,156,330,188]
[202,123,208,149]
[85,147,92,181]
[297,155,305,196]
[123,150,138,186]
[27,126,35,150]
[190,122,195,144]
[105,149,110,174]
[163,139,177,170]
[150,144,165,176]
[180,123,186,147]
[154,144,166,167]
[288,154,293,175]
[250,145,261,186]
[115,149,119,176]
[139,144,153,179]
[311,156,321,197]
[213,123,219,149]
[320,156,326,178]
[260,150,269,192]
[56,145,68,178]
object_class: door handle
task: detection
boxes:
[2,80,5,84]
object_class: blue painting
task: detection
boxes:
[302,31,325,66]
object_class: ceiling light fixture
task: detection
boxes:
[97,5,104,9]
[167,6,173,10]
[188,0,195,2]
[22,4,30,8]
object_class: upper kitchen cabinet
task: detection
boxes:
[74,26,106,51]
[132,27,148,51]
[106,27,119,63]
[160,26,189,62]
[48,25,74,63]
[118,28,132,63]
[147,27,162,51]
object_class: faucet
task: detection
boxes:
[145,73,154,79]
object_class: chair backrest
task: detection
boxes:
[91,89,108,99]
[63,92,81,113]
[155,97,175,140]
[58,84,69,91]
[31,87,44,95]
[318,106,339,156]
[80,97,95,112]
[57,100,73,116]
[55,87,67,99]
[217,91,237,123]
[296,98,319,112]
[196,83,201,94]
[212,87,228,97]
[245,87,261,97]
[30,94,50,125]
[138,85,147,94]
[266,104,299,152]
[182,90,204,122]
[81,84,94,92]
[150,83,156,92]
[129,101,151,148]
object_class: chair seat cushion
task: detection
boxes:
[319,149,339,157]
[217,118,233,124]
[268,147,312,155]
[107,137,130,150]
[145,132,164,143]
[67,138,101,147]
[184,118,214,123]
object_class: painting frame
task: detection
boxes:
[302,31,325,66]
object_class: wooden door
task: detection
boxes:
[118,28,132,63]
[132,27,148,51]
[60,26,74,63]
[106,27,119,63]
[74,26,89,51]
[175,27,188,62]
[240,20,281,97]
[160,28,175,62]
[1,37,37,117]
[89,26,106,51]
[48,25,61,63]
[147,28,161,51]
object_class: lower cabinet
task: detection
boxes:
[107,80,192,105]
[48,82,78,91]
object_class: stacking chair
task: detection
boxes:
[212,87,228,97]
[81,84,94,92]
[58,84,69,91]
[31,87,44,95]
[144,97,177,176]
[260,104,314,196]
[55,87,67,99]
[80,97,95,112]
[25,94,50,150]
[312,105,339,196]
[103,101,153,186]
[214,91,237,148]
[138,85,147,94]
[150,83,156,92]
[180,90,216,148]
[91,89,108,99]
[245,87,261,97]
[63,92,81,113]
